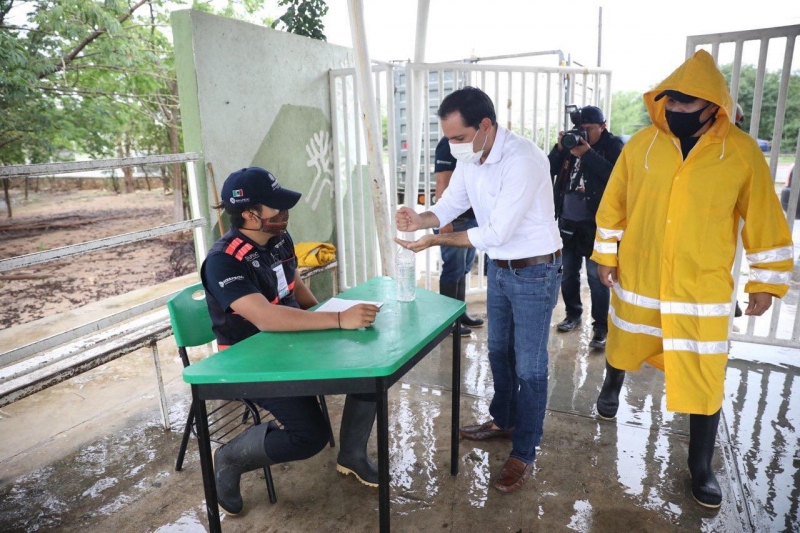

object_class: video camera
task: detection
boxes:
[561,105,588,150]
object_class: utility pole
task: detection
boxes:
[597,6,603,67]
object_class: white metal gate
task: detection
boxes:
[330,61,612,293]
[687,25,800,348]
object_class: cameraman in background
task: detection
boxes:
[549,105,623,350]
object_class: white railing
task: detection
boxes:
[687,26,800,349]
[330,61,612,294]
[0,153,206,364]
[406,62,612,293]
[329,65,398,291]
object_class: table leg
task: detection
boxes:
[451,316,461,476]
[376,377,390,533]
[192,386,221,533]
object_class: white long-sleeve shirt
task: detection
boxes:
[430,125,562,260]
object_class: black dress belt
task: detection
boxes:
[493,249,562,269]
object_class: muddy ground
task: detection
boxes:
[0,187,195,329]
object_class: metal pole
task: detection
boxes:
[346,0,395,276]
[768,36,795,179]
[376,377,390,532]
[451,316,461,476]
[185,161,207,267]
[150,340,170,430]
[406,0,430,215]
[193,387,220,533]
[330,72,348,292]
[597,6,603,67]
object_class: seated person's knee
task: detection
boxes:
[288,423,329,459]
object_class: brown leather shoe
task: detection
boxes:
[459,420,512,441]
[493,457,534,493]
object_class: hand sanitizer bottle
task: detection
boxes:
[395,246,416,302]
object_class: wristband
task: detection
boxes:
[338,311,341,329]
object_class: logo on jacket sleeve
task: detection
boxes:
[218,275,245,287]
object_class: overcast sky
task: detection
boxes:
[319,0,800,92]
[10,0,798,92]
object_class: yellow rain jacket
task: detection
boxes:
[590,50,793,415]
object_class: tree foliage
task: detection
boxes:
[1,0,329,170]
[0,0,179,167]
[610,91,650,137]
[720,63,800,153]
[272,0,327,41]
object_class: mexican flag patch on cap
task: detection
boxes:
[232,189,244,198]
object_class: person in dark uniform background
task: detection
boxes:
[549,105,623,350]
[201,167,380,516]
[434,136,485,335]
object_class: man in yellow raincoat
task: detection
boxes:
[591,50,793,509]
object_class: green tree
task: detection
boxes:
[720,64,800,153]
[610,91,650,138]
[272,0,328,41]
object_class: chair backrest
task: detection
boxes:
[167,283,216,349]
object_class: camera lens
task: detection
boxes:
[562,133,578,150]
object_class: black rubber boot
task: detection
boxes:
[214,422,275,516]
[596,361,626,419]
[689,409,722,508]
[336,395,378,487]
[440,281,472,336]
[457,276,484,328]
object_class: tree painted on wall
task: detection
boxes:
[271,0,328,41]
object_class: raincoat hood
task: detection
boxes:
[644,50,733,140]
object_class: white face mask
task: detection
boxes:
[449,126,488,164]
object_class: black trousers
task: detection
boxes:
[252,393,375,464]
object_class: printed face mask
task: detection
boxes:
[449,126,489,164]
[257,209,289,234]
[665,102,716,138]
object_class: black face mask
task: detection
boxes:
[665,102,716,138]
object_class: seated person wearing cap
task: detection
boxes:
[201,166,381,516]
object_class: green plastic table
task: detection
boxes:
[183,276,465,533]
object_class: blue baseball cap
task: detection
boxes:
[221,167,302,210]
[578,105,605,124]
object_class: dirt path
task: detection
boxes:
[0,188,195,329]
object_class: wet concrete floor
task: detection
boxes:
[1,287,798,532]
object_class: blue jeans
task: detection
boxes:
[487,255,562,463]
[437,217,479,283]
[561,246,609,333]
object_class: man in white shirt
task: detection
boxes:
[396,87,562,493]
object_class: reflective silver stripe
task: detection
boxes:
[660,301,732,317]
[609,305,662,337]
[614,284,734,316]
[613,283,660,309]
[594,241,617,254]
[663,338,729,354]
[597,227,624,240]
[746,245,793,265]
[749,268,791,284]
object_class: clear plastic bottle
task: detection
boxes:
[395,246,416,302]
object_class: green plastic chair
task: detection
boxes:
[168,283,278,502]
[167,283,335,504]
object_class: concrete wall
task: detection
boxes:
[172,10,354,296]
